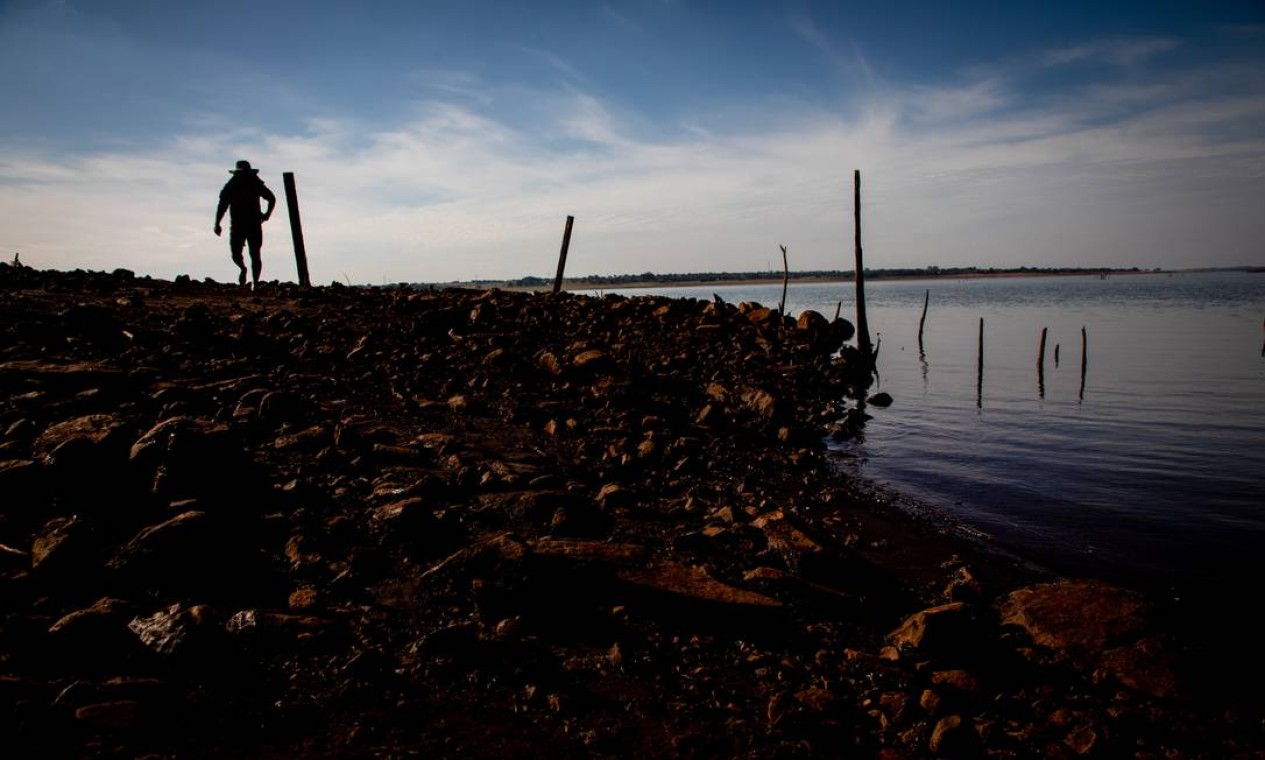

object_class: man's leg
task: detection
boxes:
[246,229,263,288]
[229,229,247,285]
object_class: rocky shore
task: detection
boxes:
[2,264,1261,758]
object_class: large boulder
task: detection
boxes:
[997,579,1149,652]
[888,602,992,662]
[32,414,134,502]
[129,417,266,510]
[47,598,153,673]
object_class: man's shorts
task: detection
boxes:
[229,227,263,256]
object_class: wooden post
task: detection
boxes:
[778,244,789,317]
[1037,327,1048,398]
[917,289,929,355]
[552,215,575,294]
[976,317,984,408]
[282,172,311,288]
[1079,326,1088,401]
[834,301,842,322]
[853,170,873,365]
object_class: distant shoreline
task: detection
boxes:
[481,268,1164,293]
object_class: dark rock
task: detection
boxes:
[225,609,343,651]
[888,602,991,661]
[943,566,983,603]
[109,511,211,575]
[0,459,42,500]
[258,390,310,426]
[30,515,104,577]
[928,714,976,757]
[529,539,647,564]
[53,676,169,711]
[232,388,270,420]
[1095,635,1179,698]
[126,603,241,682]
[830,317,856,344]
[74,700,144,731]
[48,598,152,673]
[60,304,125,346]
[32,414,133,498]
[107,510,276,601]
[129,417,264,508]
[0,542,29,570]
[128,603,221,657]
[997,579,1149,652]
[547,501,613,539]
[795,309,829,336]
[616,562,781,608]
[596,483,633,509]
[273,424,332,452]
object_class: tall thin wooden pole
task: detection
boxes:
[1037,327,1048,399]
[976,317,984,408]
[853,170,873,363]
[917,289,929,355]
[552,215,575,294]
[282,172,311,288]
[1079,326,1088,401]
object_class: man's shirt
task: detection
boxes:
[219,174,277,229]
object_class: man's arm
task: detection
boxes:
[214,195,229,236]
[260,184,277,221]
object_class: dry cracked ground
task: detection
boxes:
[1,264,1263,758]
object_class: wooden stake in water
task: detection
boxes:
[918,289,929,356]
[1079,326,1088,401]
[1037,327,1048,398]
[282,172,311,288]
[552,215,575,294]
[853,170,873,366]
[977,317,984,408]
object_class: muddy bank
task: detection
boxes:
[1,264,1260,758]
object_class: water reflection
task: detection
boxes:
[919,348,928,394]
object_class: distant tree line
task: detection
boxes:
[457,266,1147,289]
[408,266,1156,290]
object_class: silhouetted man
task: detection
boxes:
[215,160,276,288]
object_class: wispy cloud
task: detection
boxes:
[1043,37,1182,68]
[600,3,642,33]
[900,79,1008,124]
[406,69,489,100]
[789,13,874,86]
[516,46,589,84]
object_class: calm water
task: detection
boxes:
[586,272,1265,599]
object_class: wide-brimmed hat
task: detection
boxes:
[229,160,259,174]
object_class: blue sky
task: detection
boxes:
[2,0,1263,284]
